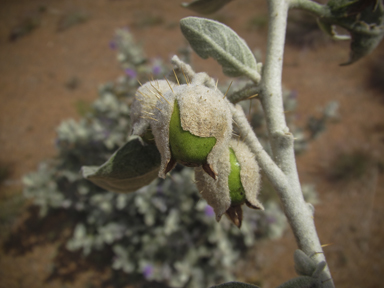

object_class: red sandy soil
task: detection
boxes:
[1,0,384,288]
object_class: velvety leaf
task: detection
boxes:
[342,0,384,65]
[180,17,258,78]
[210,282,260,288]
[276,276,322,288]
[294,249,317,276]
[340,31,384,65]
[328,0,379,17]
[327,0,384,65]
[81,136,161,193]
[181,0,233,15]
[294,250,326,279]
[312,261,326,278]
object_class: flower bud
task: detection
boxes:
[150,82,232,179]
[195,139,263,228]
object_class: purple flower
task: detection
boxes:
[102,130,110,139]
[204,205,215,217]
[152,65,161,75]
[266,216,276,224]
[289,90,298,99]
[156,185,164,195]
[125,68,137,79]
[109,40,117,50]
[143,265,153,279]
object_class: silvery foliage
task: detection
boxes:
[180,17,260,82]
[179,1,384,287]
[21,27,329,288]
[21,27,328,288]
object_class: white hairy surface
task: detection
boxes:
[230,139,263,210]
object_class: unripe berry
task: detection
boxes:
[169,99,217,166]
[150,81,232,179]
[228,148,246,206]
[195,139,263,228]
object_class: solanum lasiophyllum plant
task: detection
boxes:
[82,0,384,287]
[85,56,264,228]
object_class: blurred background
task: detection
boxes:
[1,0,384,287]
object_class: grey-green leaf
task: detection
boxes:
[81,136,161,193]
[326,0,384,65]
[210,282,260,288]
[293,250,326,278]
[276,276,322,288]
[181,0,233,15]
[341,30,384,65]
[180,17,259,82]
[294,250,317,276]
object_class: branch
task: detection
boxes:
[261,0,292,169]
[227,84,261,104]
[289,0,332,18]
[254,0,335,286]
[230,104,287,192]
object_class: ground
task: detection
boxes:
[1,0,384,287]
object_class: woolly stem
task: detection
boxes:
[289,0,331,18]
[244,0,335,286]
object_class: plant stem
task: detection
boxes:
[289,0,332,18]
[230,104,288,191]
[258,0,335,286]
[227,84,261,104]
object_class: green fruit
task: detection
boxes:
[169,100,216,166]
[228,148,246,206]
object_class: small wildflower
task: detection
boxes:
[125,68,137,79]
[289,90,298,99]
[143,264,153,279]
[204,205,215,217]
[267,216,276,224]
[109,40,117,50]
[156,185,164,194]
[102,130,110,139]
[152,65,162,75]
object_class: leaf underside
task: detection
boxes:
[82,136,161,193]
